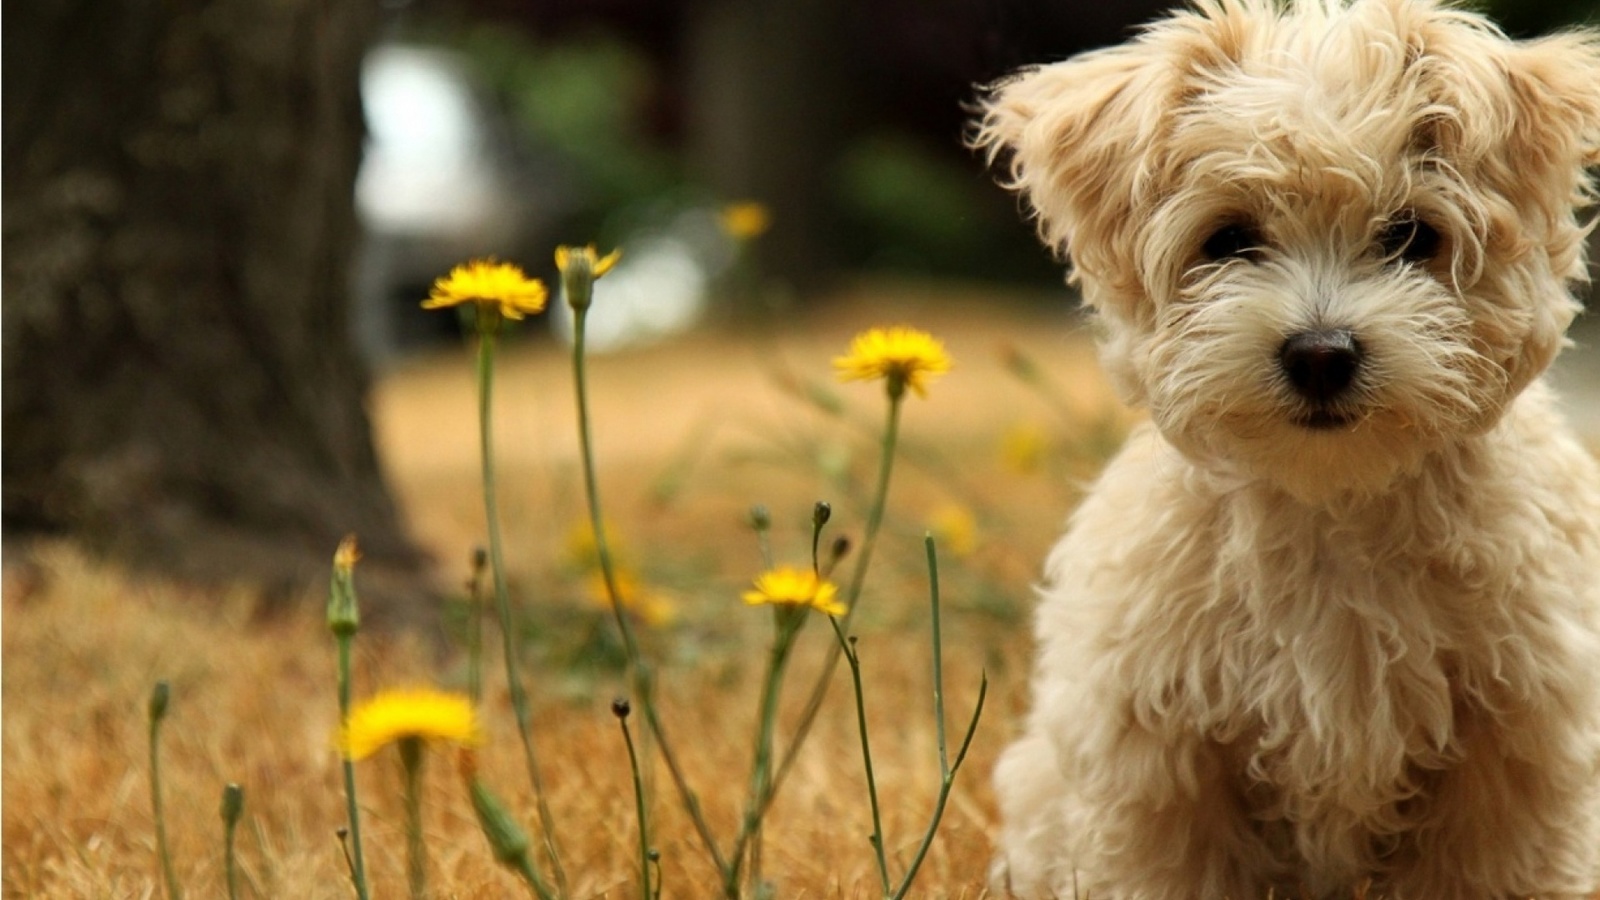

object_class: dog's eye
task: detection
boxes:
[1377,215,1441,264]
[1201,224,1263,262]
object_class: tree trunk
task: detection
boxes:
[683,0,849,299]
[3,0,429,621]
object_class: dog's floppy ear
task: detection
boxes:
[1499,31,1600,265]
[972,45,1172,299]
[1416,19,1600,400]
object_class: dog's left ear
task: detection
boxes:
[1424,22,1600,268]
[1419,17,1600,402]
[1501,32,1600,185]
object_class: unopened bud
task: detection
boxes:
[748,504,772,533]
[148,681,171,723]
[831,536,852,563]
[611,696,631,720]
[326,535,361,637]
[469,778,532,867]
[220,783,244,826]
[812,501,832,529]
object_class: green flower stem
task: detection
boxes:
[334,635,370,900]
[475,325,568,896]
[616,705,654,900]
[889,537,988,900]
[725,615,803,897]
[147,681,183,900]
[830,621,891,896]
[399,738,428,900]
[765,388,906,814]
[892,675,987,900]
[570,302,730,879]
[466,548,489,707]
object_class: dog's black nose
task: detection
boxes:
[1280,329,1362,402]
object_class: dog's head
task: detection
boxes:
[975,0,1600,502]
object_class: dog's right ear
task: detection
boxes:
[972,45,1171,295]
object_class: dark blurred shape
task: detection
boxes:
[3,0,430,623]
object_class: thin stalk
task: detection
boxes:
[570,303,729,877]
[466,548,489,706]
[335,637,370,900]
[888,538,988,900]
[617,707,653,900]
[147,682,182,900]
[832,621,891,895]
[725,619,801,897]
[766,391,906,812]
[399,738,427,900]
[476,327,567,895]
[890,674,986,900]
[925,537,949,773]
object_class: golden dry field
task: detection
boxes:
[3,280,1128,899]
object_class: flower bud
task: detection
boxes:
[326,535,361,638]
[469,778,532,867]
[148,681,171,723]
[812,501,832,529]
[220,783,244,826]
[748,504,772,533]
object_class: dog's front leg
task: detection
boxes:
[1384,715,1600,900]
[1064,709,1283,900]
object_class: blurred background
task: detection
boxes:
[5,0,1598,611]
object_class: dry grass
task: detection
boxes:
[3,281,1125,899]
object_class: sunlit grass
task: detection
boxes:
[1,280,1126,898]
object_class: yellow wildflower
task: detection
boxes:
[422,259,548,320]
[928,503,979,559]
[1001,422,1049,475]
[833,326,952,398]
[554,245,622,279]
[336,688,481,761]
[742,566,845,617]
[719,202,772,240]
[563,521,626,571]
[588,569,676,628]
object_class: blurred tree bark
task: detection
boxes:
[683,0,849,300]
[3,0,430,621]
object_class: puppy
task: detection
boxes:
[974,1,1600,897]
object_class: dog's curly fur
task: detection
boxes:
[974,0,1600,896]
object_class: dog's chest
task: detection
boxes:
[1197,510,1477,847]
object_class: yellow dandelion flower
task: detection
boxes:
[928,503,979,559]
[554,245,622,279]
[833,326,952,398]
[563,521,626,571]
[422,259,549,320]
[336,688,481,761]
[588,569,676,628]
[719,201,771,240]
[1001,422,1049,475]
[742,566,845,617]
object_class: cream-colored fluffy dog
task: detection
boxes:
[975,0,1600,897]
